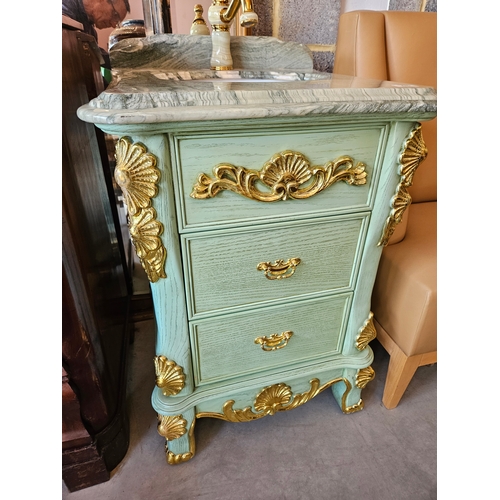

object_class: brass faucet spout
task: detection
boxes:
[220,0,239,23]
[220,0,258,27]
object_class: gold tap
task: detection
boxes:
[208,1,258,70]
[219,0,258,28]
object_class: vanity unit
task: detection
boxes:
[78,35,437,464]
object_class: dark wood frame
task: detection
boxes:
[62,25,137,492]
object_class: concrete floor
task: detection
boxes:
[63,319,437,500]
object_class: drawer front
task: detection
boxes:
[183,214,367,317]
[191,293,352,386]
[173,125,386,231]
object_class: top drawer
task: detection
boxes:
[172,124,387,231]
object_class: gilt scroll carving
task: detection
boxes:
[114,137,166,282]
[191,150,367,202]
[378,125,428,246]
[356,312,377,351]
[196,377,364,422]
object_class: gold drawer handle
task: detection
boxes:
[257,258,301,280]
[255,331,293,351]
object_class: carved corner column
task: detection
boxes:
[113,135,194,395]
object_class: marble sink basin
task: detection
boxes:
[137,69,333,87]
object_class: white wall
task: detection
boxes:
[341,0,390,14]
[171,0,213,34]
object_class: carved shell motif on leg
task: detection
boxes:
[154,355,186,396]
[157,415,187,440]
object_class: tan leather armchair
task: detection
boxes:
[334,10,437,409]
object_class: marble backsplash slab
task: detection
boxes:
[110,34,314,72]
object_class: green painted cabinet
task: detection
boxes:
[78,55,436,464]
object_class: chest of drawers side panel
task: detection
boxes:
[171,123,387,231]
[127,134,195,397]
[341,121,421,357]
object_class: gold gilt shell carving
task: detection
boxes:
[356,312,377,351]
[114,137,166,282]
[254,383,292,415]
[196,377,365,422]
[191,150,367,202]
[154,355,186,396]
[356,366,375,389]
[129,207,167,282]
[114,137,160,216]
[157,414,187,440]
[379,125,428,246]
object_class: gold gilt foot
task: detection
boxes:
[157,413,196,465]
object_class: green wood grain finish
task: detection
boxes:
[182,214,367,317]
[190,293,351,386]
[173,124,387,231]
[122,118,420,427]
[130,134,195,396]
[153,347,374,415]
[193,367,348,415]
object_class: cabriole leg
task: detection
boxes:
[332,367,375,414]
[157,408,196,465]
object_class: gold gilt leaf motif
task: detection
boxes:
[191,150,367,202]
[113,137,166,282]
[356,366,375,389]
[378,125,428,246]
[157,414,187,441]
[166,419,196,465]
[129,207,167,282]
[154,356,186,396]
[196,377,365,422]
[356,312,377,351]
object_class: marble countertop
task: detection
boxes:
[77,35,436,126]
[78,69,436,126]
[77,35,436,127]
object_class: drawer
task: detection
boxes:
[182,214,367,317]
[173,124,386,231]
[191,293,352,386]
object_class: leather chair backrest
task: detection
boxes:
[334,10,437,204]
